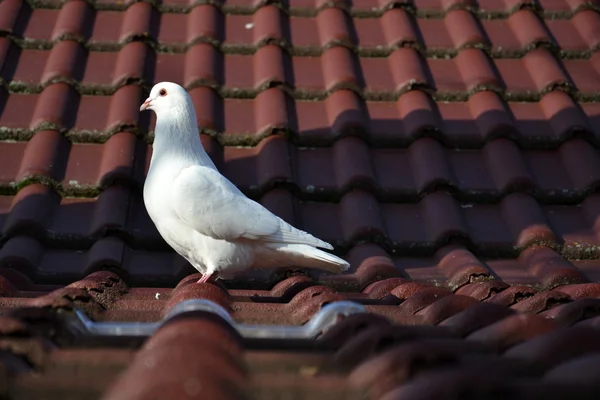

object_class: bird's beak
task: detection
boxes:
[140,98,153,112]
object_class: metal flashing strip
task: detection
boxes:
[67,299,367,339]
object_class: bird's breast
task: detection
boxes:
[143,170,176,225]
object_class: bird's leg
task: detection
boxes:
[197,272,217,284]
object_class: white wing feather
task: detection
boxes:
[170,166,334,249]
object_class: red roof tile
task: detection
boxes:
[2,0,600,398]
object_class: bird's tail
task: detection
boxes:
[262,243,350,274]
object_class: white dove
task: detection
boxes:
[140,82,350,284]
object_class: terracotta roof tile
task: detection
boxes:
[2,0,600,397]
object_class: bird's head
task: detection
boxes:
[139,82,191,114]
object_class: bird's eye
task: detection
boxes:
[159,89,167,96]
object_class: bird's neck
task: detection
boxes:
[151,107,215,168]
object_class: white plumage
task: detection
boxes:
[140,82,350,283]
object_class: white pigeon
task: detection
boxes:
[140,82,350,284]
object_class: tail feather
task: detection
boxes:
[262,243,350,274]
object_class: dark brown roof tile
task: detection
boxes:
[377,8,420,48]
[54,0,93,41]
[2,184,53,236]
[0,275,18,297]
[538,298,600,325]
[0,268,34,291]
[27,286,93,309]
[0,315,27,337]
[3,2,600,397]
[18,130,69,182]
[339,191,384,242]
[44,41,84,85]
[166,282,232,315]
[539,91,590,136]
[103,318,246,400]
[320,312,393,344]
[89,11,121,43]
[0,92,34,129]
[504,326,600,370]
[337,327,461,369]
[390,281,433,300]
[362,278,410,299]
[510,290,572,314]
[0,0,23,35]
[438,301,516,335]
[377,368,507,400]
[317,7,356,47]
[324,47,364,92]
[483,139,533,192]
[545,353,600,384]
[174,45,217,88]
[346,339,492,396]
[0,237,43,280]
[456,48,502,92]
[575,315,600,328]
[397,287,454,315]
[415,293,480,325]
[466,314,558,350]
[396,90,442,136]
[261,275,315,298]
[519,246,588,289]
[549,0,600,12]
[571,10,600,48]
[555,282,600,298]
[31,83,74,129]
[455,281,511,300]
[508,50,570,92]
[25,10,58,41]
[560,139,600,189]
[436,10,488,49]
[121,2,157,43]
[509,10,553,49]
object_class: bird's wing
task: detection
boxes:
[170,166,333,249]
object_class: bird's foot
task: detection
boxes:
[197,273,217,284]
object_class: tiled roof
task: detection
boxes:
[2,0,600,398]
